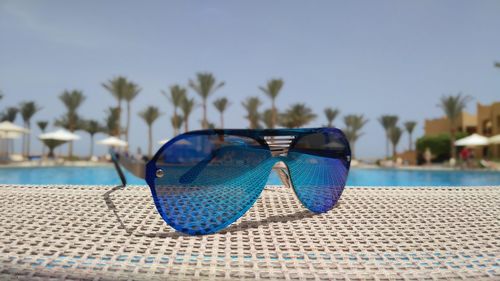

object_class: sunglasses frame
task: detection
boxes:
[112,127,351,234]
[145,127,350,184]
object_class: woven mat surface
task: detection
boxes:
[0,185,498,281]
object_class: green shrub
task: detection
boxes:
[416,132,467,163]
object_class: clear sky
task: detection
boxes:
[0,0,499,159]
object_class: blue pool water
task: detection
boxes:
[0,166,499,186]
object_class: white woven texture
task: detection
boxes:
[0,185,498,281]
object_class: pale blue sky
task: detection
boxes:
[0,0,499,159]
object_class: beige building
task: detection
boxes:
[477,102,500,158]
[424,111,477,137]
[424,102,500,158]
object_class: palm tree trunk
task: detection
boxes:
[385,133,389,159]
[392,143,397,159]
[68,141,73,158]
[271,100,276,129]
[184,116,189,132]
[68,120,74,158]
[351,143,355,160]
[89,134,94,159]
[148,125,152,158]
[41,140,46,158]
[117,100,122,137]
[126,102,131,144]
[202,101,207,129]
[450,129,456,160]
[173,111,179,136]
[220,112,224,129]
[409,132,413,151]
[26,123,31,157]
[22,122,26,156]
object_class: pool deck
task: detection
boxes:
[0,185,498,280]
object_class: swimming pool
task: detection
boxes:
[0,166,499,186]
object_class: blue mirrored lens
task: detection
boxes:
[286,130,350,213]
[151,134,273,235]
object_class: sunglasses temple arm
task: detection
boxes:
[110,148,127,187]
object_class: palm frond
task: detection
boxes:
[138,106,162,126]
[259,79,284,100]
[19,101,42,123]
[241,97,262,129]
[188,72,225,100]
[213,97,230,113]
[36,121,49,132]
[102,76,129,101]
[324,107,339,127]
[163,85,187,108]
[279,103,316,128]
[404,121,417,134]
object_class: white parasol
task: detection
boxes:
[97,136,128,147]
[39,129,80,141]
[454,134,489,147]
[0,121,29,134]
[489,134,500,144]
[0,121,29,157]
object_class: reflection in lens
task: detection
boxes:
[286,131,350,213]
[151,134,273,235]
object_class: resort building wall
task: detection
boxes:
[423,102,500,159]
[477,102,500,158]
[424,112,477,136]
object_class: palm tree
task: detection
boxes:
[324,108,339,127]
[82,120,102,158]
[438,93,471,159]
[180,96,195,132]
[403,121,417,151]
[241,97,262,129]
[279,103,316,128]
[104,107,120,136]
[37,121,48,131]
[162,85,186,135]
[138,106,162,158]
[213,97,230,128]
[37,121,49,157]
[259,79,283,129]
[19,101,42,156]
[102,76,129,137]
[261,108,275,129]
[378,115,399,158]
[389,126,403,159]
[123,81,141,144]
[171,115,184,136]
[188,72,225,129]
[1,107,18,122]
[343,114,369,158]
[58,90,85,158]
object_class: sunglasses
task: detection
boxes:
[111,127,351,235]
